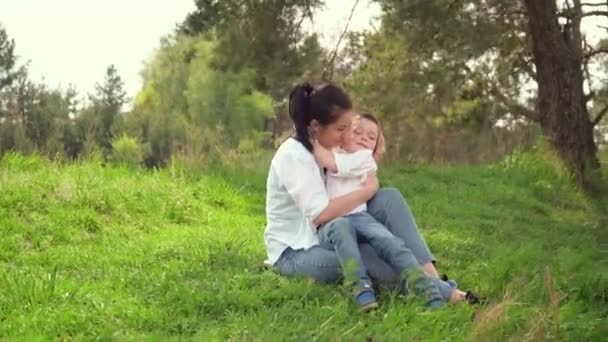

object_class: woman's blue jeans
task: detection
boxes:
[273,188,454,300]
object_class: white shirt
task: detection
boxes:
[264,138,375,265]
[326,149,377,215]
[264,138,328,265]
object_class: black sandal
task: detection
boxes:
[464,291,487,305]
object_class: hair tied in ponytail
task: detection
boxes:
[302,82,315,98]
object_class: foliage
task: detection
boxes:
[110,134,143,168]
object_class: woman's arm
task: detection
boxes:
[313,172,379,226]
[373,131,386,163]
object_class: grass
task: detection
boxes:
[0,151,606,341]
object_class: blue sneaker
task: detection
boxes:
[397,277,409,296]
[354,284,378,312]
[426,297,445,309]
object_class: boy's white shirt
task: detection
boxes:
[326,148,377,215]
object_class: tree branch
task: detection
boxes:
[584,47,608,58]
[491,88,540,121]
[581,2,608,7]
[322,0,360,81]
[581,10,608,17]
[592,104,608,126]
[558,9,608,18]
[292,4,314,41]
[572,0,584,54]
[583,37,596,98]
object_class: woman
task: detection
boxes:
[264,82,476,309]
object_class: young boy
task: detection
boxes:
[314,113,479,311]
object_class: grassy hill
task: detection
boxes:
[0,152,606,340]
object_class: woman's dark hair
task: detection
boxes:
[288,82,352,152]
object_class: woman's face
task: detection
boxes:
[311,110,357,149]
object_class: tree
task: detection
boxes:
[127,36,274,166]
[91,64,127,152]
[340,2,526,162]
[0,24,18,91]
[180,0,327,137]
[367,0,607,188]
[0,66,75,157]
[523,0,606,188]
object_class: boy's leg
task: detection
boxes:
[349,212,445,304]
[317,217,372,288]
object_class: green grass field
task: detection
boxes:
[0,152,606,340]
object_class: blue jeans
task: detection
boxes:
[273,188,455,300]
[317,216,373,288]
[318,211,443,302]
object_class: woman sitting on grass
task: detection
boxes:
[263,82,479,310]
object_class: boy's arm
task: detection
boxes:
[332,150,377,178]
[311,140,338,172]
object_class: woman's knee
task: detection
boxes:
[378,187,408,206]
[368,187,411,218]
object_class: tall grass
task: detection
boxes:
[0,151,606,340]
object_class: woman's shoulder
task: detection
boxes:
[273,138,314,163]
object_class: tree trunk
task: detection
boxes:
[523,0,600,189]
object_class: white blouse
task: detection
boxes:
[264,138,328,265]
[263,138,375,265]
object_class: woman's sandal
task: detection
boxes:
[442,274,486,305]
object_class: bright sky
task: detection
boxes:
[0,0,381,101]
[1,1,605,102]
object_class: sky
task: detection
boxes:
[0,0,381,101]
[0,1,605,102]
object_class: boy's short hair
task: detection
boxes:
[358,112,382,154]
[359,112,379,125]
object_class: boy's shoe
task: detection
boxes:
[354,284,378,312]
[426,297,446,309]
[441,274,458,288]
[395,277,409,296]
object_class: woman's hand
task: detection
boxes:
[373,130,386,163]
[313,171,379,226]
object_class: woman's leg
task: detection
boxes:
[367,188,440,278]
[358,243,399,284]
[273,246,342,284]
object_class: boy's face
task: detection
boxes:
[343,118,379,153]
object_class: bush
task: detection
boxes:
[110,134,143,168]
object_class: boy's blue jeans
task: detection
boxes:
[317,211,444,302]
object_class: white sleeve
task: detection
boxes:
[333,150,377,178]
[274,152,329,223]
